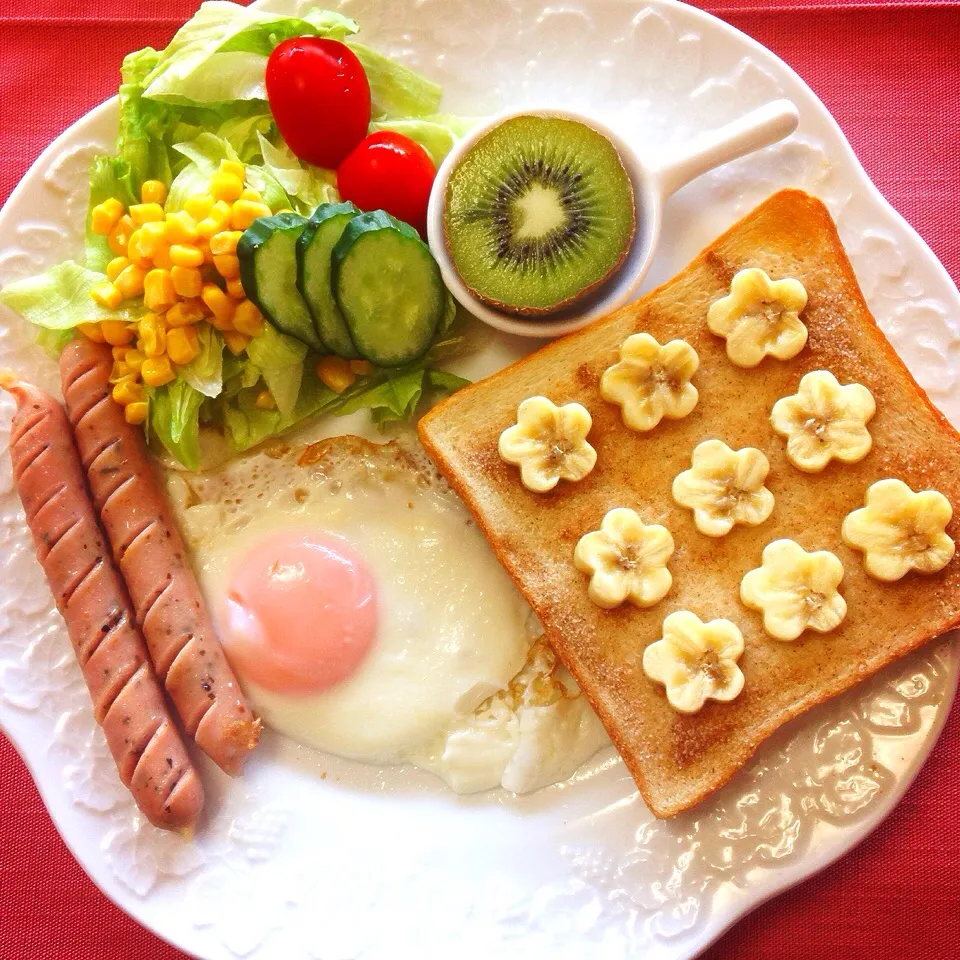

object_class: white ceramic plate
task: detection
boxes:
[1,1,958,958]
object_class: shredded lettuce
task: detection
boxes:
[178,325,224,398]
[148,379,205,470]
[86,156,138,271]
[256,133,338,213]
[246,323,307,416]
[0,262,139,329]
[347,43,442,119]
[140,3,358,105]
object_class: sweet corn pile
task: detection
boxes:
[84,160,270,424]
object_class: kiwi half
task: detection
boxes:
[443,114,636,316]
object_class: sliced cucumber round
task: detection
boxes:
[296,201,361,359]
[238,212,325,352]
[331,210,446,368]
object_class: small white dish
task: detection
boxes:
[427,99,800,337]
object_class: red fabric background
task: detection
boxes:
[1,1,958,956]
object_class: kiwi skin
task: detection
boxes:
[443,114,636,317]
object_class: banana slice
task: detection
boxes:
[842,478,955,581]
[672,438,775,537]
[573,507,674,609]
[740,539,847,641]
[600,333,699,432]
[771,370,875,472]
[642,610,745,714]
[498,396,597,493]
[707,267,808,367]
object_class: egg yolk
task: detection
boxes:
[220,530,378,695]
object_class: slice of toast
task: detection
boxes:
[419,189,960,818]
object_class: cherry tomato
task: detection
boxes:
[266,37,370,169]
[337,132,436,235]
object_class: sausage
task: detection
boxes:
[1,373,204,831]
[59,339,260,775]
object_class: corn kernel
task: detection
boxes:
[239,187,263,203]
[170,265,203,299]
[197,200,233,239]
[106,257,129,282]
[255,389,276,410]
[316,355,356,394]
[136,220,168,258]
[209,230,242,256]
[152,245,173,270]
[223,330,251,355]
[213,254,240,279]
[91,281,123,310]
[91,198,125,236]
[140,180,167,206]
[125,349,145,374]
[126,229,150,267]
[78,322,106,343]
[110,360,132,383]
[167,244,203,269]
[184,194,214,220]
[138,313,167,358]
[232,299,263,337]
[167,326,201,366]
[112,376,145,406]
[349,359,375,375]
[125,401,149,426]
[201,283,236,329]
[197,239,214,265]
[143,269,177,313]
[231,199,272,231]
[111,345,129,361]
[108,214,135,256]
[226,277,246,299]
[219,160,246,181]
[114,264,147,300]
[142,355,176,387]
[166,298,205,327]
[210,172,244,203]
[164,210,198,245]
[129,202,165,226]
[101,320,135,346]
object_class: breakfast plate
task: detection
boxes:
[1,1,959,959]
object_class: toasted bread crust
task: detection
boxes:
[419,189,960,817]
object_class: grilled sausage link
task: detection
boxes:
[1,373,203,831]
[60,340,260,775]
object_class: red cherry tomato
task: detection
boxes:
[337,132,436,235]
[266,37,370,169]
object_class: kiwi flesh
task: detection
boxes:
[443,114,636,316]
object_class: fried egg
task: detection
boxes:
[167,434,608,790]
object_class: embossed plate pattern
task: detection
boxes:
[0,1,958,958]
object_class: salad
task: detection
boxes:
[0,1,471,469]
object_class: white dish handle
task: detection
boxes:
[651,98,800,199]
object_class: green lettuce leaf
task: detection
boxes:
[0,262,139,329]
[255,133,338,213]
[178,325,224,398]
[347,43,442,119]
[140,2,358,105]
[246,322,307,416]
[148,379,205,470]
[85,155,138,272]
[36,327,77,358]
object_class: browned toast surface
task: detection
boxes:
[419,189,960,817]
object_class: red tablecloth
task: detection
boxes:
[1,1,958,957]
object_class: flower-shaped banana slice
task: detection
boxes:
[707,267,808,367]
[771,370,876,472]
[600,333,700,432]
[573,508,675,609]
[842,478,955,581]
[672,439,775,537]
[740,539,847,641]
[498,396,597,493]
[642,611,745,714]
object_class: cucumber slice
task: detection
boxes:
[296,201,361,359]
[332,210,445,367]
[237,213,325,352]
